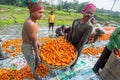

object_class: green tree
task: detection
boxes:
[0,0,21,6]
[57,0,63,10]
[77,2,89,13]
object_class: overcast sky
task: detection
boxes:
[43,0,120,12]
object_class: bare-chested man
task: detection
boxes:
[21,0,44,79]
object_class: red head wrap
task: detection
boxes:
[27,0,43,13]
[81,3,96,14]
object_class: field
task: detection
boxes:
[0,4,120,28]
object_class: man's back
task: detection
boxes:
[55,27,61,33]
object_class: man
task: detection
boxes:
[0,38,8,60]
[55,25,66,37]
[93,23,105,42]
[65,25,72,37]
[67,3,96,69]
[48,11,55,32]
[21,0,44,79]
[87,23,105,43]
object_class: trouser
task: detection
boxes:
[93,46,112,72]
[0,44,3,56]
[22,43,37,74]
[49,23,54,31]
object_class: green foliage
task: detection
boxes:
[96,13,120,23]
[0,4,120,28]
[0,0,21,6]
[57,4,62,11]
[77,2,89,12]
[1,0,120,17]
[0,19,14,27]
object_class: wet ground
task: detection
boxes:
[0,25,62,38]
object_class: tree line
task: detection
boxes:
[0,0,120,16]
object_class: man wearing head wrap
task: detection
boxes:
[55,25,66,37]
[21,0,44,79]
[67,3,96,69]
[93,26,120,74]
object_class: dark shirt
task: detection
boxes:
[67,19,93,52]
[55,27,65,36]
[65,27,71,34]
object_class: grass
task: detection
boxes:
[0,4,120,28]
[96,13,120,24]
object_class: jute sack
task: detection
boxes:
[99,67,115,80]
[99,52,120,80]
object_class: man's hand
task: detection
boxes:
[36,56,41,64]
[92,31,96,35]
[37,41,42,49]
[36,41,42,64]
